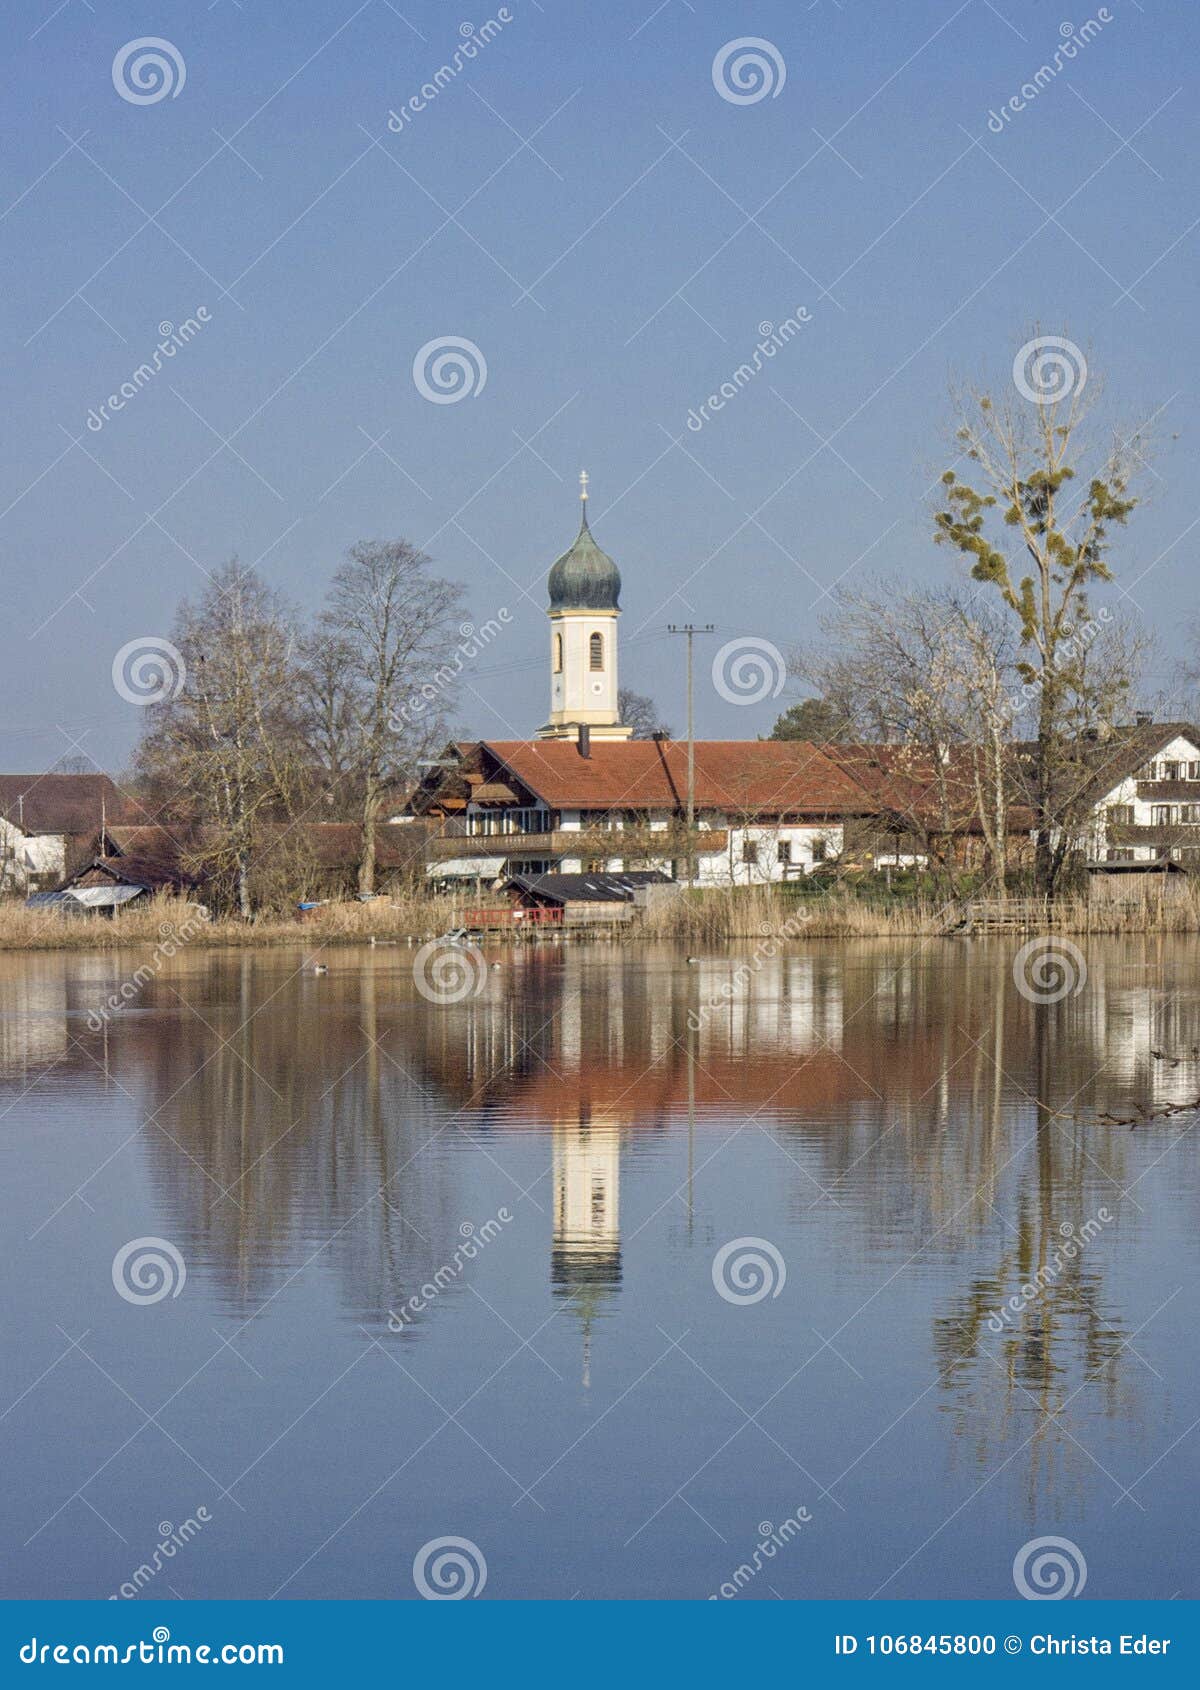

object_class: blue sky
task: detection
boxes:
[2,0,1197,767]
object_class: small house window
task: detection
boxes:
[777,840,792,864]
[743,840,759,865]
[812,838,827,863]
[554,632,563,673]
[589,632,604,671]
[1189,761,1200,780]
[1163,761,1181,780]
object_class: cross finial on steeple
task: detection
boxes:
[579,468,589,502]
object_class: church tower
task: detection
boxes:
[537,472,633,742]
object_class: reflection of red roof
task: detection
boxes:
[479,740,873,816]
[417,1036,951,1119]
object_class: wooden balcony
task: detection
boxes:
[1135,780,1200,800]
[424,827,729,863]
[1108,823,1200,848]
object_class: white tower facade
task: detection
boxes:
[538,473,632,742]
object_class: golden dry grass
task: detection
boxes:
[2,882,1197,952]
[636,885,1200,942]
[0,894,472,951]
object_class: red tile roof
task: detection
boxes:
[826,743,1037,833]
[0,774,146,836]
[479,739,874,816]
[89,820,435,879]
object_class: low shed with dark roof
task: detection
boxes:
[504,870,675,905]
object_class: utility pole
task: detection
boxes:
[667,624,714,884]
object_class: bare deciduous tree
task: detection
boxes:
[295,627,360,813]
[136,562,303,917]
[323,539,464,893]
[618,687,673,739]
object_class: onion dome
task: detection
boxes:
[547,472,622,612]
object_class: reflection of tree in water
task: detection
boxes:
[929,1007,1141,1505]
[932,1185,1126,1394]
[100,953,466,1326]
[9,936,1197,1433]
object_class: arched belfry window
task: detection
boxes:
[554,632,563,673]
[589,632,604,671]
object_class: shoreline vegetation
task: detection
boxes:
[0,885,1196,953]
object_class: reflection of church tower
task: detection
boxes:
[552,1113,622,1386]
[538,472,633,741]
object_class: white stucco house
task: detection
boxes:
[410,735,865,889]
[1079,721,1200,865]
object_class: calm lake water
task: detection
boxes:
[2,935,1199,1601]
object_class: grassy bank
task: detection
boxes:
[0,895,468,952]
[637,885,1200,942]
[2,884,1197,953]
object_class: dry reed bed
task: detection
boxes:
[0,896,468,952]
[636,887,1200,942]
[1,886,1196,953]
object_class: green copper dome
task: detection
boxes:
[547,502,621,612]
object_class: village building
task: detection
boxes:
[46,820,435,913]
[410,479,877,887]
[412,736,873,889]
[1075,719,1200,865]
[0,774,143,895]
